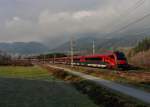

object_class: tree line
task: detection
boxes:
[133,37,150,53]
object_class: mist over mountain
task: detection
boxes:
[51,34,150,53]
[1,0,150,45]
[46,26,150,51]
[0,31,148,55]
[0,42,49,55]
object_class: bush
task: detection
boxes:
[0,52,11,65]
[129,50,150,68]
[128,37,150,68]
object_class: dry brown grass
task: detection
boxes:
[129,49,150,68]
[51,64,150,92]
[41,64,149,107]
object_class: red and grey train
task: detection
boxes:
[49,51,128,69]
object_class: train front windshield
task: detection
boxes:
[115,52,126,60]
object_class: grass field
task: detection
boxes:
[0,66,55,81]
[0,66,98,107]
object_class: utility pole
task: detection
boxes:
[70,37,74,67]
[93,40,95,55]
[43,55,46,64]
[53,54,56,64]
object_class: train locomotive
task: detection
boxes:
[49,51,128,69]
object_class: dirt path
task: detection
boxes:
[48,64,150,104]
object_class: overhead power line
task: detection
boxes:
[109,12,150,35]
[103,0,146,33]
[118,0,145,17]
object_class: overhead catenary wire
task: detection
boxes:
[108,12,150,35]
[103,0,146,34]
[104,0,148,37]
[117,0,145,17]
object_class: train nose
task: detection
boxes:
[117,60,127,64]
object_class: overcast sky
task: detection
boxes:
[0,0,150,46]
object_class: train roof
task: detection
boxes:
[52,51,123,59]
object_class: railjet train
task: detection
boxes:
[49,51,128,69]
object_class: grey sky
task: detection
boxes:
[0,0,150,45]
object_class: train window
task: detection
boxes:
[85,57,102,61]
[74,59,80,62]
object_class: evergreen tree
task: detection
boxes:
[133,37,150,53]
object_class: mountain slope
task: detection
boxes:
[0,42,49,55]
[51,35,150,53]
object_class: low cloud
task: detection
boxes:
[38,7,117,37]
[0,0,150,46]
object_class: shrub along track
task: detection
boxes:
[52,64,150,92]
[40,64,149,107]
